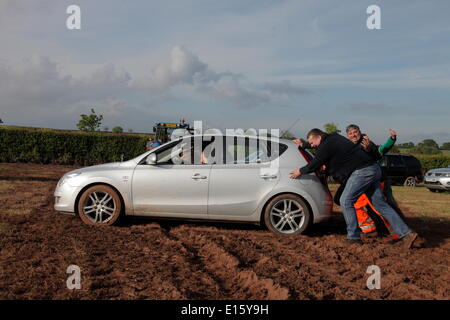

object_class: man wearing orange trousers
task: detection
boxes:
[345,125,402,238]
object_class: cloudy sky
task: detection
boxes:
[1,0,449,144]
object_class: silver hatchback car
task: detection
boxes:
[54,134,333,235]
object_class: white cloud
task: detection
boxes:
[0,55,133,119]
[277,64,450,88]
[136,46,312,108]
[262,80,312,97]
[0,47,313,130]
[138,46,241,91]
[199,79,271,109]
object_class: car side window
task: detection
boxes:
[222,137,287,164]
[154,136,214,165]
[155,142,182,165]
[146,136,288,165]
[388,155,404,167]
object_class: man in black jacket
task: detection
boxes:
[289,128,418,248]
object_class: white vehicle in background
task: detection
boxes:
[424,165,450,193]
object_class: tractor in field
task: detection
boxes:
[146,118,194,150]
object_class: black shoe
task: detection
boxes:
[344,239,363,245]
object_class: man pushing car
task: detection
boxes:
[289,128,420,249]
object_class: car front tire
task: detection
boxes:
[264,194,312,235]
[77,185,122,225]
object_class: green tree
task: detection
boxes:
[411,139,441,154]
[389,145,401,153]
[399,142,414,148]
[280,130,295,139]
[441,142,450,150]
[419,139,439,149]
[128,129,133,133]
[103,126,109,132]
[77,108,103,132]
[411,145,442,155]
[324,123,341,134]
[112,126,123,133]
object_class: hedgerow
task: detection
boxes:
[0,126,148,165]
[413,154,450,171]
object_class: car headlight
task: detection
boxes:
[58,172,82,187]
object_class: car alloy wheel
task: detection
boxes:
[78,185,122,225]
[403,176,417,187]
[264,194,311,235]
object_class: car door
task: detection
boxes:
[207,136,282,218]
[132,137,211,217]
[386,154,406,183]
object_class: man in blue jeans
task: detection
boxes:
[289,128,419,248]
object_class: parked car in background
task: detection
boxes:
[424,165,450,193]
[54,134,334,235]
[379,154,424,187]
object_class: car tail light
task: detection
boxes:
[298,148,313,163]
[297,147,332,196]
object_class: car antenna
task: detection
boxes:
[280,118,300,139]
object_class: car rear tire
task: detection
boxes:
[77,185,122,225]
[264,194,312,235]
[403,176,417,187]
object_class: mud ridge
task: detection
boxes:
[169,225,290,300]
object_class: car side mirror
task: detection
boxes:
[146,153,157,165]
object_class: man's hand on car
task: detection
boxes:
[293,138,303,147]
[290,168,302,179]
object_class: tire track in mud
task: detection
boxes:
[107,222,222,299]
[167,224,290,300]
[173,226,341,299]
[183,223,447,300]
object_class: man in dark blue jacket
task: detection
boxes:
[289,128,418,248]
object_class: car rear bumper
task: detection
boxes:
[314,198,334,223]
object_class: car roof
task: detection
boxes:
[184,133,293,144]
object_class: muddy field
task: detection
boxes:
[0,163,448,300]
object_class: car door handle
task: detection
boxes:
[260,174,277,179]
[191,173,207,180]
